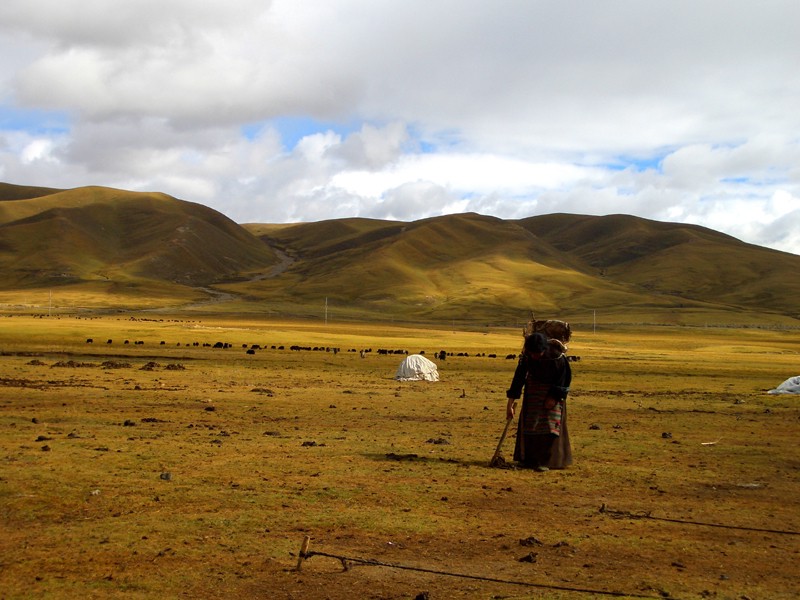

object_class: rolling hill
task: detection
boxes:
[1,182,798,325]
[0,183,278,291]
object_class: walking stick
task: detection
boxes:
[489,401,516,467]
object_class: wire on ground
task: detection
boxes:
[599,504,800,536]
[295,536,677,599]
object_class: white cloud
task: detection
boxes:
[0,0,798,255]
[19,137,56,163]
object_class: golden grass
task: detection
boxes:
[1,315,798,599]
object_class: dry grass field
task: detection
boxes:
[1,315,798,599]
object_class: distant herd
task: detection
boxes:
[84,338,580,361]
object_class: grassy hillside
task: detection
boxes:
[519,214,800,316]
[0,184,278,302]
[0,182,62,202]
[1,182,798,325]
[241,212,800,325]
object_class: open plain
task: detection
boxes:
[1,315,798,599]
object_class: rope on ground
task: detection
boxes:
[295,536,675,599]
[599,504,800,536]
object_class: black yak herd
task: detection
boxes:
[83,337,580,361]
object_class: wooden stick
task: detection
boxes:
[490,402,516,465]
[296,535,311,571]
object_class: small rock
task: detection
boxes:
[519,536,543,547]
[518,552,538,563]
[589,423,601,430]
[662,432,673,439]
[41,445,51,451]
[159,472,172,481]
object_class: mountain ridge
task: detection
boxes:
[1,182,797,324]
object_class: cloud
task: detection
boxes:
[0,0,797,255]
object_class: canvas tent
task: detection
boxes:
[767,376,800,394]
[395,354,439,381]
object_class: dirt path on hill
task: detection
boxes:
[174,240,296,311]
[249,242,296,280]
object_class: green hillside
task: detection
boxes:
[1,182,798,325]
[241,212,794,324]
[0,183,278,295]
[519,214,800,316]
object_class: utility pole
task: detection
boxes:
[324,297,328,325]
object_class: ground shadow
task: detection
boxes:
[364,452,518,470]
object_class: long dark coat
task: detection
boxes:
[506,348,573,468]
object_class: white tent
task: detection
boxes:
[395,354,439,382]
[767,376,800,394]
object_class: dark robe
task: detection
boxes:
[506,347,573,469]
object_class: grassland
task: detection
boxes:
[1,315,798,599]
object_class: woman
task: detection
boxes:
[505,332,573,471]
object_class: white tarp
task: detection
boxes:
[395,354,439,382]
[767,376,800,394]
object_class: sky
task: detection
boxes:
[1,0,798,255]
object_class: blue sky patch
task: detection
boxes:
[242,116,361,150]
[604,154,665,173]
[0,105,70,135]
